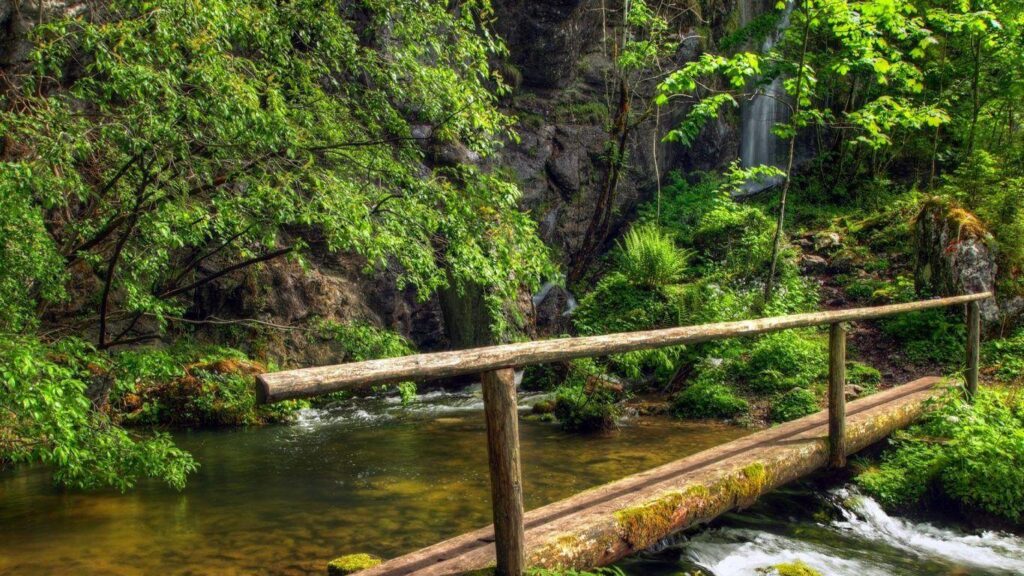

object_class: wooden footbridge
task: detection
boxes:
[257,292,991,575]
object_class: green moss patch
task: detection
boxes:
[327,553,382,575]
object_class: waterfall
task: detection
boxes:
[737,0,796,195]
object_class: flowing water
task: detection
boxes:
[737,0,796,195]
[618,484,1024,576]
[4,389,1023,576]
[0,389,747,575]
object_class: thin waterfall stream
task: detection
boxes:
[738,0,796,195]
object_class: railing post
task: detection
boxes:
[481,367,525,576]
[828,323,847,468]
[966,300,980,399]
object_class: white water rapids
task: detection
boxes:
[669,487,1024,576]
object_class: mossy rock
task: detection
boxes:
[327,553,382,575]
[757,561,823,576]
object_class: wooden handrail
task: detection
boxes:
[257,290,990,576]
[256,292,991,403]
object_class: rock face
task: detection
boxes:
[493,0,741,263]
[914,199,1000,322]
[191,243,446,368]
[1,1,87,67]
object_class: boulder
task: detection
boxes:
[798,254,829,273]
[812,231,843,253]
[914,198,999,322]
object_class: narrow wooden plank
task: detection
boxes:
[828,323,847,468]
[966,300,980,398]
[357,376,945,575]
[257,293,991,403]
[481,368,525,576]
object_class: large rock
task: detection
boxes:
[914,198,999,322]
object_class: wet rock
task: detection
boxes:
[545,142,581,197]
[532,282,576,336]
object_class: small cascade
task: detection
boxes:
[669,486,1024,576]
[737,0,797,195]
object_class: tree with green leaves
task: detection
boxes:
[0,0,550,489]
[657,0,948,304]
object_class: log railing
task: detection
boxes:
[257,291,991,576]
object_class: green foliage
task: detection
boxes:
[838,274,916,304]
[0,336,197,490]
[673,365,750,419]
[319,321,417,403]
[847,361,882,392]
[641,172,779,281]
[985,329,1024,383]
[553,359,624,433]
[0,0,550,342]
[110,343,299,427]
[880,309,965,365]
[574,227,697,382]
[720,11,784,52]
[857,388,1024,524]
[615,224,690,289]
[736,332,827,394]
[770,388,820,423]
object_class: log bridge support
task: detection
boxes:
[257,292,991,576]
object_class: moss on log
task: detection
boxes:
[358,376,945,576]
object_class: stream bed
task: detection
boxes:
[2,388,1022,575]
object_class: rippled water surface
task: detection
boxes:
[0,389,748,575]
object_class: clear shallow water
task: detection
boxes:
[0,389,747,575]
[619,485,1024,576]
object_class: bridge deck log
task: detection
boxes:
[355,376,946,576]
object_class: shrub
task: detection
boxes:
[111,344,300,427]
[673,368,749,419]
[573,274,689,382]
[553,359,624,433]
[856,388,1024,524]
[985,329,1024,383]
[691,201,774,276]
[880,309,965,365]
[615,224,690,288]
[736,332,827,393]
[319,321,416,403]
[769,388,820,423]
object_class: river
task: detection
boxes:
[1,388,1021,575]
